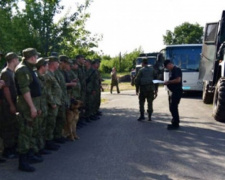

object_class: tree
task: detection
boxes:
[0,0,101,57]
[99,47,143,73]
[163,22,203,45]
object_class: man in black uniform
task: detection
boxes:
[164,60,183,130]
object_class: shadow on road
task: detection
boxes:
[1,107,225,180]
[98,107,225,179]
[182,91,202,99]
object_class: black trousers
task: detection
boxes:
[168,90,182,125]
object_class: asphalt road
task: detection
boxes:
[1,87,225,180]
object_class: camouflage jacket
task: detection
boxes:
[15,60,41,112]
[54,69,69,106]
[37,72,48,117]
[45,70,62,106]
[77,63,86,92]
[86,68,98,94]
[69,70,81,99]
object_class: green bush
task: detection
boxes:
[100,47,143,73]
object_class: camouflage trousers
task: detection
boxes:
[110,84,120,94]
[95,90,101,113]
[17,113,36,154]
[45,106,59,141]
[17,96,41,154]
[54,105,66,139]
[32,115,47,152]
[0,102,18,149]
[86,94,96,117]
[139,89,154,116]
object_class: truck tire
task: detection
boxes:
[202,82,213,104]
[213,78,225,122]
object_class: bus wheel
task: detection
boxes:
[202,81,213,104]
[213,78,225,122]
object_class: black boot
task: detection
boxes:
[39,149,51,155]
[0,157,6,163]
[2,147,17,159]
[45,140,60,151]
[27,149,43,164]
[54,137,66,144]
[18,154,35,172]
[148,114,152,121]
[137,112,145,121]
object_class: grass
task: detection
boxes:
[101,72,129,79]
[101,72,135,92]
[102,82,135,92]
[101,98,108,104]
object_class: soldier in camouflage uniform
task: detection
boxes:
[0,52,19,159]
[110,67,120,94]
[70,59,81,100]
[135,58,158,121]
[0,51,6,163]
[76,55,87,119]
[53,55,76,143]
[44,56,62,150]
[92,59,103,116]
[35,58,51,155]
[15,48,42,172]
[85,59,99,121]
[58,55,77,101]
[0,52,6,163]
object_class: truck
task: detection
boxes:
[135,53,158,71]
[163,44,203,92]
[135,52,164,79]
[199,10,225,122]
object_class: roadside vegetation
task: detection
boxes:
[101,72,135,92]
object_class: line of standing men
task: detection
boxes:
[0,48,103,172]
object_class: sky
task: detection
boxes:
[56,0,225,56]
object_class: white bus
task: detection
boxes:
[163,44,203,91]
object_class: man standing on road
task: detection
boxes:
[110,67,120,94]
[135,58,157,121]
[130,68,136,86]
[164,60,183,130]
[44,56,62,150]
[0,51,6,163]
[0,52,19,159]
[15,48,42,172]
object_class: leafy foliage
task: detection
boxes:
[163,22,203,45]
[0,0,101,57]
[99,47,143,73]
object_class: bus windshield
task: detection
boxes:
[164,46,202,72]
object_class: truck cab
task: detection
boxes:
[199,10,225,122]
[135,52,164,80]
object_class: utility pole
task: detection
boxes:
[119,52,121,72]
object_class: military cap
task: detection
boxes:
[71,59,78,64]
[92,59,101,64]
[59,55,73,64]
[48,56,60,63]
[51,52,58,57]
[85,59,92,64]
[5,52,18,62]
[22,48,40,59]
[75,55,84,60]
[36,57,49,68]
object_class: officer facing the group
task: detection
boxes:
[135,58,158,121]
[164,59,183,130]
